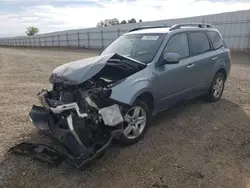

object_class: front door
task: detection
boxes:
[154,33,196,112]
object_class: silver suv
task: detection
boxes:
[100,23,231,143]
[23,24,231,167]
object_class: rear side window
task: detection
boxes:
[189,32,210,56]
[163,33,189,59]
[206,31,224,50]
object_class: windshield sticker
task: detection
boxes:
[141,36,159,40]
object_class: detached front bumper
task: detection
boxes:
[29,105,89,158]
[29,105,51,132]
[10,105,121,168]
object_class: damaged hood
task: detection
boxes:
[50,53,145,85]
[50,54,115,85]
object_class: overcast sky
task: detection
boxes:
[1,0,250,37]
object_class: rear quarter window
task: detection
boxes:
[206,31,224,50]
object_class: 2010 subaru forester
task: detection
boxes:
[13,23,231,167]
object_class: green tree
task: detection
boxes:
[128,18,136,23]
[25,26,39,36]
[121,20,127,24]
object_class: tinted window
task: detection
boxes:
[206,31,224,50]
[189,32,210,56]
[163,33,189,59]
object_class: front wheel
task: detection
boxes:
[206,72,225,102]
[119,100,151,145]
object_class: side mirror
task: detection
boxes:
[158,53,180,66]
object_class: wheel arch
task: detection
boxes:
[133,92,154,112]
[216,68,227,79]
[209,64,228,87]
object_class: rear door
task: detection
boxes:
[187,32,217,93]
[206,31,230,76]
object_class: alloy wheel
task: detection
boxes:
[123,106,147,139]
[213,76,224,98]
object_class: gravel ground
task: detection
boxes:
[0,47,249,188]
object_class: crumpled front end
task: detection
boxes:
[27,86,126,166]
[11,54,146,168]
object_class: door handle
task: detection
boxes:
[187,64,195,69]
[212,57,218,61]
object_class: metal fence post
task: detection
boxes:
[87,31,90,48]
[25,38,27,47]
[101,30,104,49]
[66,33,69,46]
[248,19,250,54]
[52,36,54,47]
[118,28,120,37]
[34,37,36,47]
[15,38,17,46]
[19,38,21,46]
[77,32,80,47]
[58,34,60,47]
[44,36,47,47]
[29,37,31,47]
[39,36,41,47]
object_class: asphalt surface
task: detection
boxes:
[0,47,249,188]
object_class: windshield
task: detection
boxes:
[101,34,166,64]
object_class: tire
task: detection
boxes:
[119,100,152,145]
[206,72,225,102]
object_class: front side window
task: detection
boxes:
[101,34,166,64]
[206,31,224,50]
[163,33,189,59]
[189,32,210,56]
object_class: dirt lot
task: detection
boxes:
[0,47,249,188]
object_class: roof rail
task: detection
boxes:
[169,23,214,31]
[129,25,171,32]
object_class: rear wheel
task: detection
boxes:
[119,100,151,145]
[206,72,225,102]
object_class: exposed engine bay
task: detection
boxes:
[10,53,146,168]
